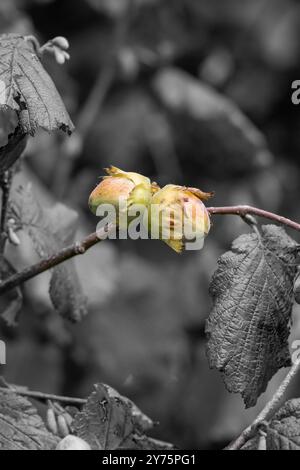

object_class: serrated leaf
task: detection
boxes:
[11,184,87,322]
[72,383,174,450]
[242,399,300,450]
[72,384,136,450]
[0,389,59,450]
[0,33,74,136]
[206,225,298,408]
[0,256,22,326]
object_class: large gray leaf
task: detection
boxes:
[242,399,300,450]
[0,34,74,135]
[11,184,87,322]
[0,388,59,450]
[206,225,298,408]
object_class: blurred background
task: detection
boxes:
[1,0,300,449]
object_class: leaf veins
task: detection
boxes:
[0,34,74,135]
[206,225,299,408]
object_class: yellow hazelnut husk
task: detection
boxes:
[88,166,153,227]
[144,184,213,253]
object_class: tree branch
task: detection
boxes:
[0,385,86,406]
[207,205,300,232]
[0,205,299,295]
[226,355,300,450]
[0,224,114,295]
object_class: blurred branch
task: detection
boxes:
[0,205,299,295]
[0,169,13,253]
[226,355,300,450]
[76,2,134,140]
[54,0,135,197]
[0,385,86,406]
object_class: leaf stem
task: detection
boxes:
[226,356,300,450]
[0,385,86,406]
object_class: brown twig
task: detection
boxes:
[207,205,300,232]
[0,385,87,406]
[0,224,114,295]
[226,355,300,450]
[0,205,299,295]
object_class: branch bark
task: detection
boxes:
[0,205,299,295]
[0,224,114,295]
[207,205,300,232]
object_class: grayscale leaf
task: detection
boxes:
[0,389,59,450]
[72,383,174,450]
[206,225,298,408]
[0,34,74,135]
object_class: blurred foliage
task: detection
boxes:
[1,0,300,450]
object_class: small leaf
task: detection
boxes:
[0,34,74,136]
[0,256,22,326]
[0,389,59,450]
[242,399,300,450]
[72,383,174,450]
[11,184,87,322]
[206,225,298,408]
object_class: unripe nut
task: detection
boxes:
[88,166,153,227]
[145,184,213,253]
